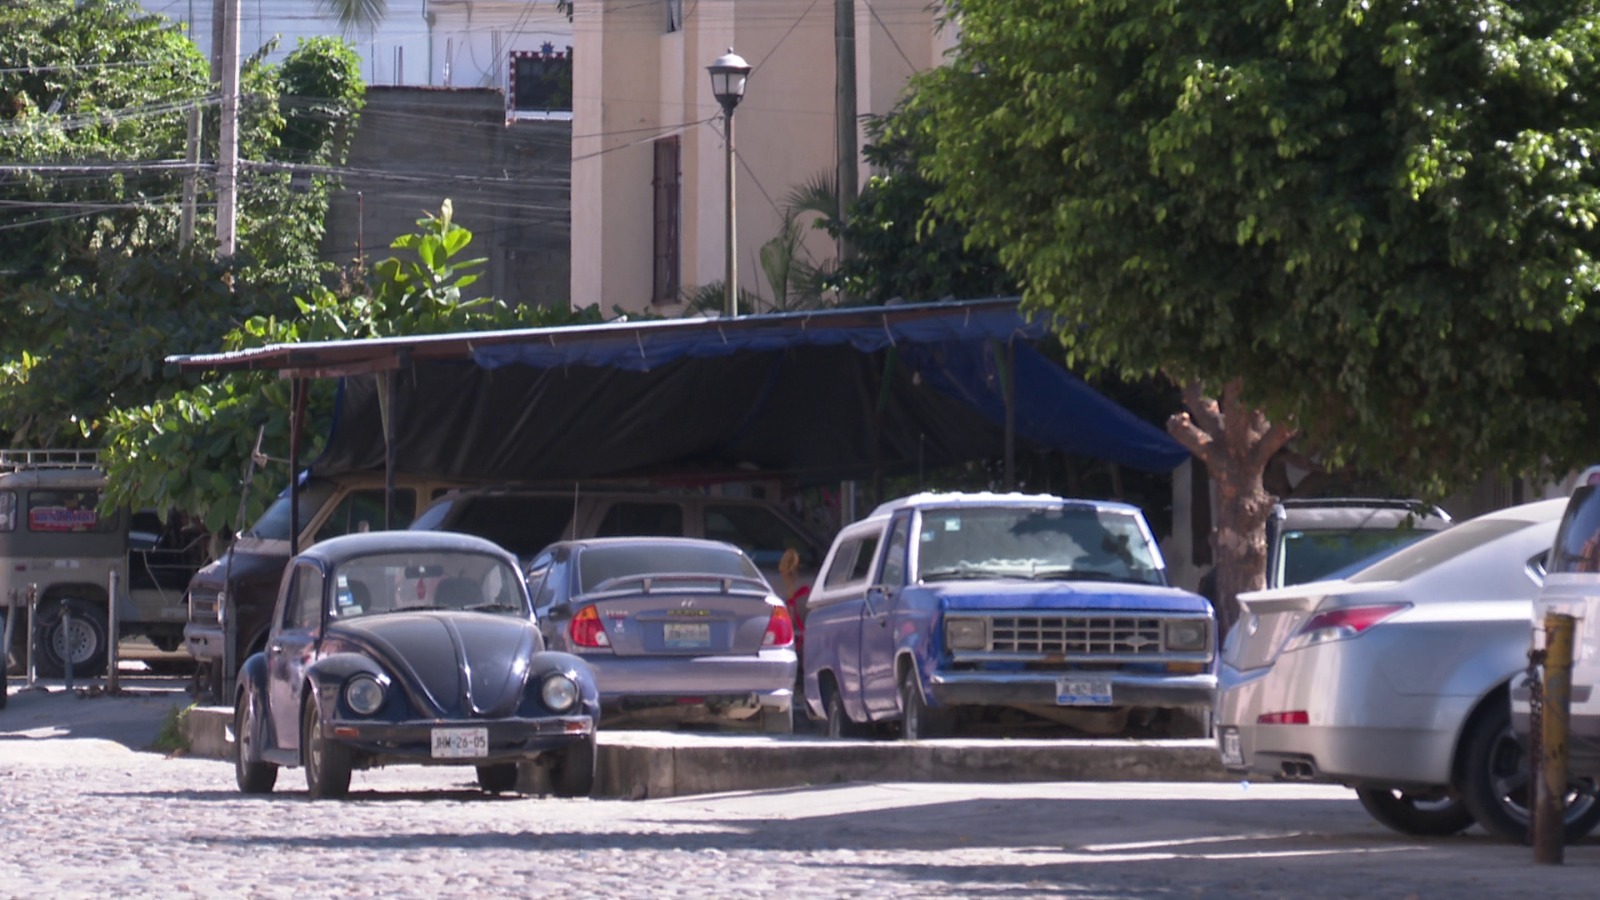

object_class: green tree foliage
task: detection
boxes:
[0,0,210,286]
[0,6,364,454]
[908,0,1600,612]
[100,203,601,534]
[834,105,1018,306]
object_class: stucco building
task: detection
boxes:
[570,0,955,315]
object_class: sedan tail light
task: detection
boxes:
[1283,603,1410,652]
[763,605,794,647]
[569,606,610,648]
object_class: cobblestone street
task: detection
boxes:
[4,720,1600,900]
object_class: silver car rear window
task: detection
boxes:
[1347,518,1531,584]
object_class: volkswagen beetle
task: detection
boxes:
[231,530,600,799]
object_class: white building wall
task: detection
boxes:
[135,0,568,89]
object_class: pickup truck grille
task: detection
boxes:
[990,615,1166,656]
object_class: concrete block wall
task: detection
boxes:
[324,86,572,311]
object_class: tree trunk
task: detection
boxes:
[1166,378,1295,637]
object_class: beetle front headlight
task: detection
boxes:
[541,673,579,713]
[344,674,386,715]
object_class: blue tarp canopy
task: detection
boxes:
[169,298,1189,485]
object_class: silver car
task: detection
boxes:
[1216,497,1600,839]
[524,537,798,733]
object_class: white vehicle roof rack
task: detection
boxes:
[0,448,102,471]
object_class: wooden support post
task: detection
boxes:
[1534,611,1575,864]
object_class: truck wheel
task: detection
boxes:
[1460,700,1600,842]
[37,598,109,679]
[899,668,948,741]
[825,685,867,739]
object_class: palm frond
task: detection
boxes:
[316,0,388,35]
[783,170,838,224]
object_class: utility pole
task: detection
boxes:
[215,0,240,259]
[834,0,858,303]
[179,106,200,249]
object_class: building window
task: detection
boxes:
[652,136,681,306]
[508,45,573,121]
[665,0,683,32]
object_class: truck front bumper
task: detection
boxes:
[928,669,1217,710]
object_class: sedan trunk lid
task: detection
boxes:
[582,574,777,657]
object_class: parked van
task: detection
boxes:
[186,478,828,692]
[1265,498,1452,589]
[182,471,463,684]
[408,485,827,595]
[1514,482,1600,782]
[0,449,201,678]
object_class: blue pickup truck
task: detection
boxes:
[801,491,1216,739]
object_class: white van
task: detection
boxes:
[1515,480,1600,779]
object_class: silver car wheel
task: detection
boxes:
[1462,702,1600,843]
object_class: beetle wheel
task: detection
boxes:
[234,683,278,794]
[549,735,595,798]
[302,697,353,800]
[477,764,519,794]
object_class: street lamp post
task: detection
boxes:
[707,49,752,318]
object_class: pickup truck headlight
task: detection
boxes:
[1164,619,1209,652]
[945,617,988,651]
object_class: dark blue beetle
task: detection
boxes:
[232,530,599,799]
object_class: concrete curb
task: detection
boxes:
[185,706,1230,799]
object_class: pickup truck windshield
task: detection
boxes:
[247,480,337,540]
[916,505,1164,586]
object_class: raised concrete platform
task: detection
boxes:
[183,705,1230,799]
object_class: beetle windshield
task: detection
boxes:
[915,505,1164,586]
[330,551,529,618]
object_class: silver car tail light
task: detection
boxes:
[1283,602,1411,652]
[762,604,794,646]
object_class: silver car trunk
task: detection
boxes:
[1227,590,1321,672]
[586,574,775,657]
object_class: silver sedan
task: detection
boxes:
[524,537,798,733]
[1216,497,1600,840]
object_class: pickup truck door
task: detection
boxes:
[861,511,911,717]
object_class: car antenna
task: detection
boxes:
[568,481,580,540]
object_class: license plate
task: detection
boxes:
[431,727,489,759]
[1220,727,1244,767]
[663,622,711,648]
[1056,675,1112,706]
